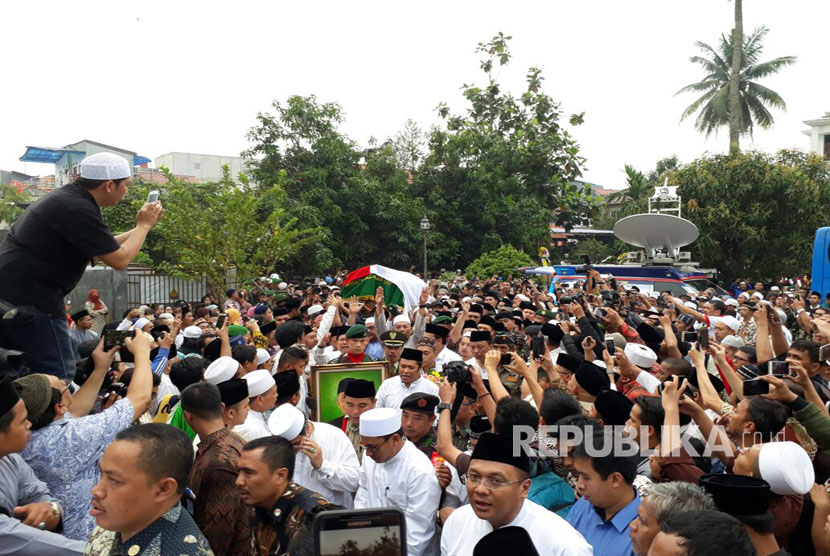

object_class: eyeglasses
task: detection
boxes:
[360,436,392,453]
[460,473,525,490]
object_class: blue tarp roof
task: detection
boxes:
[20,146,151,167]
[19,146,84,163]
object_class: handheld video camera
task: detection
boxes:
[445,361,472,384]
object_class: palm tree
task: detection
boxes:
[607,165,651,204]
[676,26,796,149]
[728,0,743,155]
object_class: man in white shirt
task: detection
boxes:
[541,322,565,365]
[355,407,441,556]
[425,324,461,373]
[465,330,493,380]
[441,433,592,556]
[233,370,276,442]
[268,404,360,508]
[621,343,661,394]
[375,348,439,409]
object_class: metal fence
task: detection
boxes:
[126,266,207,307]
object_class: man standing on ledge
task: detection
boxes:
[0,152,162,379]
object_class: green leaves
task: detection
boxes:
[674,150,830,281]
[466,245,534,279]
[677,26,796,143]
[0,184,26,226]
[414,33,592,270]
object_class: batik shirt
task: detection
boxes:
[251,482,338,556]
[21,398,134,540]
[84,503,214,556]
[189,428,251,556]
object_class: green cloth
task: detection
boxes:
[227,324,248,337]
[169,403,197,441]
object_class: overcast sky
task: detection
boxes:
[2,0,826,189]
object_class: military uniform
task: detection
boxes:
[332,324,375,364]
[401,392,441,465]
[250,482,340,556]
[331,352,375,364]
[451,424,472,452]
[498,367,524,397]
[379,330,406,377]
[412,428,439,462]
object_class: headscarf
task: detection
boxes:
[87,289,103,311]
[226,308,241,324]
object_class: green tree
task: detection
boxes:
[415,33,597,270]
[646,156,681,186]
[102,167,324,293]
[673,150,830,281]
[244,95,424,274]
[564,238,627,264]
[465,244,534,279]
[607,165,651,205]
[0,184,27,227]
[677,26,796,151]
[392,118,426,170]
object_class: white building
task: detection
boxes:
[803,112,830,159]
[154,152,249,183]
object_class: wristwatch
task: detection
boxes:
[49,502,61,521]
[437,402,453,412]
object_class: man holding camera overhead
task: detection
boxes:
[0,153,162,379]
[12,332,153,540]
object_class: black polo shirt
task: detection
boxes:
[0,182,120,318]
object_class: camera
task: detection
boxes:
[559,293,584,305]
[601,290,620,304]
[445,361,472,384]
[106,382,128,398]
[104,330,134,351]
[575,254,592,275]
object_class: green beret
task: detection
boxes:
[228,324,248,336]
[432,315,453,325]
[535,309,556,319]
[346,325,368,339]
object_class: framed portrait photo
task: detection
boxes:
[311,361,391,423]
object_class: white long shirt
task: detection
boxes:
[441,499,592,556]
[293,422,360,509]
[233,410,270,442]
[464,357,488,380]
[355,440,441,556]
[434,347,462,373]
[375,375,439,409]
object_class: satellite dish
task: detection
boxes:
[614,214,699,257]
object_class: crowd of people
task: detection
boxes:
[0,153,830,555]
